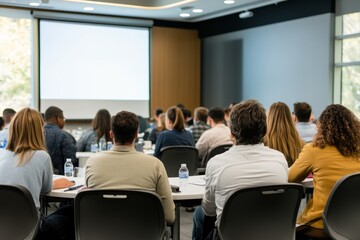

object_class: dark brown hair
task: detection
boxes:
[92,109,111,142]
[111,111,139,145]
[314,104,360,158]
[230,100,267,145]
[167,106,185,131]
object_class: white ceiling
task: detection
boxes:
[0,0,286,22]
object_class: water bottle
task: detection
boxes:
[107,141,113,150]
[64,158,74,177]
[179,163,189,188]
[99,137,106,151]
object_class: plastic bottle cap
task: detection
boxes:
[181,163,187,167]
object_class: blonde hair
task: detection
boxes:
[266,102,305,166]
[7,108,47,166]
[157,113,167,131]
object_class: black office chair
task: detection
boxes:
[159,146,199,177]
[215,184,303,240]
[198,144,233,174]
[137,115,149,139]
[323,172,360,240]
[0,184,40,240]
[75,189,167,240]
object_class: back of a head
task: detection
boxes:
[294,102,312,122]
[7,108,46,164]
[92,109,111,140]
[194,107,209,123]
[230,100,267,145]
[111,111,139,145]
[266,102,303,165]
[208,107,225,123]
[154,108,163,117]
[267,102,295,134]
[3,108,16,124]
[157,113,167,131]
[44,106,63,122]
[314,104,360,158]
[167,106,185,131]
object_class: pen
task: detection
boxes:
[64,185,83,192]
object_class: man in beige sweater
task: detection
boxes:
[85,110,175,224]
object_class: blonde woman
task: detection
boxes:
[148,112,167,144]
[154,106,195,158]
[266,102,305,167]
[0,108,75,240]
[0,108,53,209]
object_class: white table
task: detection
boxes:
[44,175,312,240]
[43,175,205,240]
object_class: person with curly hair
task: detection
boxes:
[266,102,305,167]
[289,104,360,239]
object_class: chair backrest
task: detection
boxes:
[323,172,360,240]
[0,184,40,240]
[217,184,303,240]
[75,189,166,240]
[202,144,233,167]
[159,145,198,177]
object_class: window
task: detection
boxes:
[335,12,360,117]
[0,9,32,114]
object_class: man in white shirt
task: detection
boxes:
[192,100,289,240]
[196,107,233,166]
[0,108,16,144]
[294,102,317,143]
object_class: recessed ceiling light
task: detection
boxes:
[224,0,235,4]
[83,6,94,11]
[180,13,190,18]
[29,2,40,6]
[192,9,203,13]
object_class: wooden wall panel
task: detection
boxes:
[151,27,200,117]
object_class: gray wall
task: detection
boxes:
[202,13,334,117]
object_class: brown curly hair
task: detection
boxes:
[314,104,360,158]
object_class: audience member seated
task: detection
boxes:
[0,108,16,142]
[77,109,111,152]
[85,111,175,224]
[196,107,233,164]
[192,100,289,240]
[0,108,75,240]
[44,106,77,175]
[289,104,360,240]
[294,102,317,143]
[152,108,163,129]
[266,102,305,167]
[189,107,210,143]
[148,113,166,144]
[154,106,195,158]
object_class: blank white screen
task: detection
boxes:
[40,20,149,119]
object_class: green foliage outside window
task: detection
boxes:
[0,16,31,114]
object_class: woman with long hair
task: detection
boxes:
[77,109,111,151]
[289,104,360,239]
[148,112,166,144]
[0,108,53,208]
[266,102,305,167]
[154,106,195,158]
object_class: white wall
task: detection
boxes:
[202,13,334,117]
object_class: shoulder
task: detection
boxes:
[31,150,52,163]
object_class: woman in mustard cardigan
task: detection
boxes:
[289,104,360,239]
